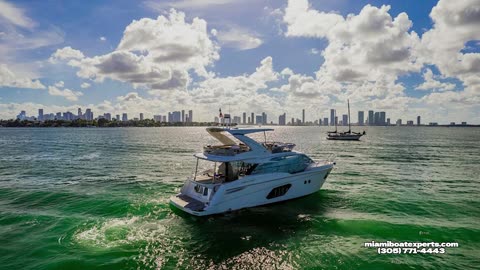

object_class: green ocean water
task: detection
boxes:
[0,126,479,270]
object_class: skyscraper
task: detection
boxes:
[140,113,144,121]
[38,109,43,121]
[368,110,374,125]
[330,109,335,126]
[374,112,380,125]
[342,114,348,126]
[380,112,386,126]
[251,113,254,124]
[262,112,267,125]
[189,110,193,123]
[122,113,128,122]
[77,108,82,119]
[104,113,111,121]
[323,117,328,126]
[358,111,364,126]
[417,116,421,126]
[279,113,286,125]
[256,115,263,124]
[302,109,305,125]
[242,112,246,124]
[181,110,185,123]
[116,115,120,121]
[85,108,93,121]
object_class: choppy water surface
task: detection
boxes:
[0,127,479,269]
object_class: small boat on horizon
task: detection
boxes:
[170,127,335,216]
[327,100,365,141]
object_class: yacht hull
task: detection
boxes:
[169,164,334,216]
[326,134,363,140]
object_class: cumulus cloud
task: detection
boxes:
[52,9,218,91]
[48,86,83,101]
[99,36,106,41]
[80,82,91,88]
[0,64,45,89]
[54,81,64,88]
[215,27,263,50]
[420,0,480,105]
[49,46,85,62]
[416,69,455,92]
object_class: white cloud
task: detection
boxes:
[49,46,85,62]
[420,0,480,103]
[144,0,236,10]
[0,0,35,29]
[54,81,64,88]
[48,86,83,101]
[215,27,263,50]
[80,82,91,89]
[416,69,455,92]
[0,64,45,89]
[53,9,219,91]
[100,36,106,41]
[284,0,343,38]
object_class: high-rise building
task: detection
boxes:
[262,112,267,125]
[256,115,263,125]
[85,108,93,121]
[417,116,421,126]
[323,117,328,126]
[407,120,414,126]
[16,110,27,120]
[319,119,322,126]
[396,119,402,126]
[368,110,374,125]
[38,109,44,121]
[139,113,144,121]
[104,113,112,121]
[154,115,162,122]
[55,112,62,120]
[358,111,364,126]
[181,110,185,123]
[374,112,380,125]
[335,116,338,125]
[330,109,335,126]
[189,110,193,123]
[279,113,286,125]
[302,109,305,124]
[233,116,241,124]
[122,113,128,122]
[387,118,390,125]
[247,117,251,124]
[77,108,82,119]
[168,111,181,122]
[291,117,295,125]
[380,112,386,126]
[251,113,254,124]
[116,115,120,121]
[242,112,246,124]
[342,114,348,126]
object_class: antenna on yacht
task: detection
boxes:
[334,109,337,133]
[347,99,351,134]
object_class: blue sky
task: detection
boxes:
[0,0,479,123]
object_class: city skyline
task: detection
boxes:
[9,106,472,126]
[0,0,479,124]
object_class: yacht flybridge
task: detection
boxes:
[169,127,335,216]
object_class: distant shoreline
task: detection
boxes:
[0,119,478,128]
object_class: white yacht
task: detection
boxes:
[169,127,335,216]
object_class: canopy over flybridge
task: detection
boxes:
[195,127,294,162]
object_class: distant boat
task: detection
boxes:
[327,100,365,141]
